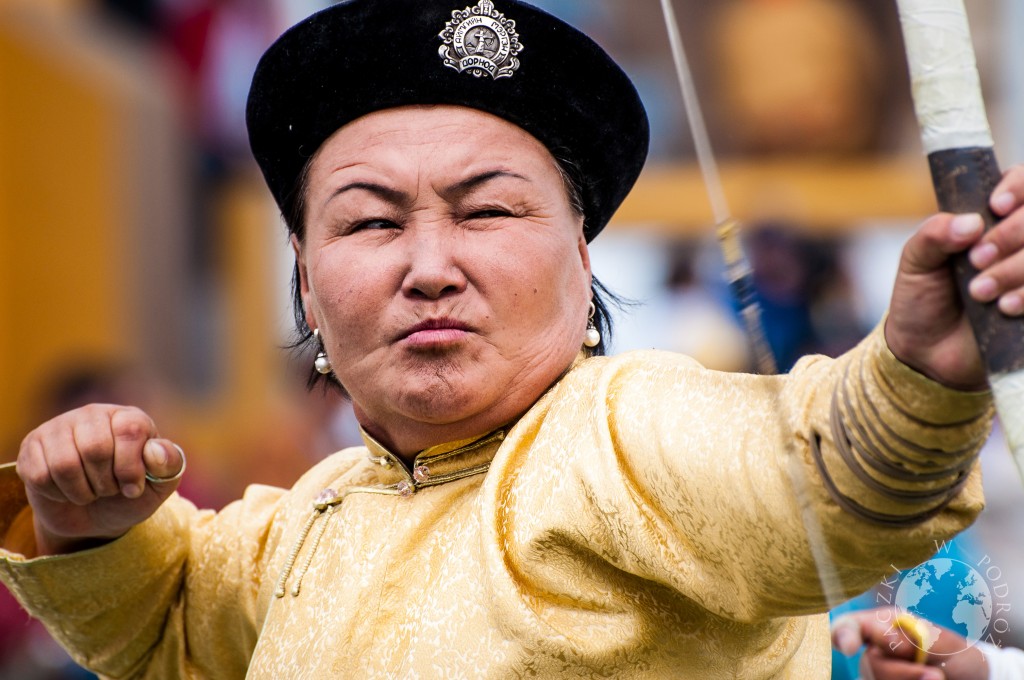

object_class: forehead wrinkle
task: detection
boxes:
[314,108,556,211]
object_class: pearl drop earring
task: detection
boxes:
[313,329,333,374]
[584,301,601,348]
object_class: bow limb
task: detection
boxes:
[896,0,1024,479]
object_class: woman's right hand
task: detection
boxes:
[15,404,185,556]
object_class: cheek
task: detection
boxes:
[307,250,384,336]
[481,237,588,322]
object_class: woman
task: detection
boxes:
[3,0,1024,677]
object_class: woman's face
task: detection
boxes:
[294,105,592,455]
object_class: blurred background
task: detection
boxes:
[0,0,1022,677]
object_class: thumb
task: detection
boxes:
[142,439,186,490]
[901,213,984,275]
[831,615,865,657]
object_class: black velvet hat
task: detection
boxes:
[246,0,649,241]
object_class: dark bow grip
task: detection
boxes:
[928,146,1024,377]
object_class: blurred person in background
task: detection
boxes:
[663,239,751,372]
[746,225,866,371]
[3,0,1024,677]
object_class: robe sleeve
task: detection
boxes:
[0,465,287,679]
[504,323,991,625]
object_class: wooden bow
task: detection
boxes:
[896,0,1024,479]
[656,6,1021,670]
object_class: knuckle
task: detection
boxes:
[18,431,40,459]
[79,403,113,420]
[18,462,51,491]
[915,216,946,243]
[16,439,44,477]
[74,430,110,461]
[111,410,153,443]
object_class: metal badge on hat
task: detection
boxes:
[439,0,523,79]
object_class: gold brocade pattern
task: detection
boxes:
[0,326,991,679]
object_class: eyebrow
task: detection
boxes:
[324,182,407,209]
[441,170,530,199]
[322,169,530,209]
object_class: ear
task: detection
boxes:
[577,234,593,287]
[291,234,318,331]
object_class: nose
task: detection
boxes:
[400,228,468,300]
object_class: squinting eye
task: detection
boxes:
[353,219,400,232]
[469,209,512,219]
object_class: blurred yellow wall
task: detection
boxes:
[0,7,134,453]
[0,5,293,479]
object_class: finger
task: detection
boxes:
[71,406,120,499]
[832,611,923,661]
[109,407,157,499]
[862,647,945,680]
[16,434,68,503]
[968,209,1024,270]
[142,439,185,486]
[39,426,96,506]
[832,614,867,656]
[901,213,984,275]
[990,164,1024,216]
[998,289,1024,316]
[967,251,1024,311]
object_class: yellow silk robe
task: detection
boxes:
[0,327,991,678]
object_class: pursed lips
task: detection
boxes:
[397,317,474,346]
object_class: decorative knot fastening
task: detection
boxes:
[275,430,504,598]
[314,488,337,510]
[274,488,341,598]
[274,484,411,598]
[369,455,393,469]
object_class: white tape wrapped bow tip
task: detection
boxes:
[896,0,994,154]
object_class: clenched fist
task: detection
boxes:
[16,404,185,556]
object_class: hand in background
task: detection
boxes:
[832,607,988,680]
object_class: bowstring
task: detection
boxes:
[655,0,856,668]
[656,0,776,377]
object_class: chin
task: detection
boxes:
[393,361,488,422]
